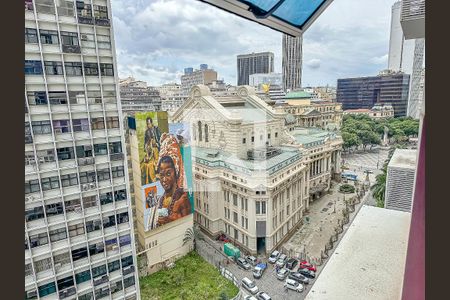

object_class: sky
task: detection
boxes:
[111,0,398,87]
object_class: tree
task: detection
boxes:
[371,170,387,208]
[182,225,203,251]
[342,131,360,152]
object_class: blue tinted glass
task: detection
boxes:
[273,0,326,26]
[243,0,280,12]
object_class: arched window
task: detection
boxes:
[204,124,208,142]
[192,123,196,141]
[198,121,202,141]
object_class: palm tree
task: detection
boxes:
[371,170,387,208]
[182,225,203,251]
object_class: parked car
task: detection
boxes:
[241,277,259,294]
[288,272,310,285]
[246,255,258,266]
[284,278,304,293]
[276,268,289,281]
[217,233,231,243]
[252,263,267,279]
[285,258,298,271]
[299,260,317,272]
[244,296,258,300]
[276,254,287,268]
[256,291,272,300]
[237,257,252,270]
[268,250,280,263]
[298,268,316,279]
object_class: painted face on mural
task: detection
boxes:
[158,160,177,192]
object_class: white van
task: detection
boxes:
[284,278,304,293]
[241,277,259,294]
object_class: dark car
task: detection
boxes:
[298,268,316,279]
[236,257,251,270]
[285,258,298,271]
[288,272,310,285]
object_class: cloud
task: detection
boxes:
[111,0,398,87]
[370,54,389,65]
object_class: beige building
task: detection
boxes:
[275,93,343,130]
[181,66,218,96]
[343,104,395,119]
[171,85,343,255]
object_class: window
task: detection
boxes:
[60,173,78,187]
[233,212,238,223]
[242,138,246,144]
[89,242,105,256]
[25,28,38,43]
[83,196,98,209]
[114,189,127,201]
[44,61,64,75]
[72,118,89,132]
[75,269,92,285]
[45,202,64,217]
[29,232,49,248]
[25,179,40,194]
[32,120,51,134]
[233,194,237,206]
[97,168,111,182]
[25,263,33,277]
[71,247,88,261]
[103,215,116,228]
[106,116,119,128]
[111,280,123,294]
[27,91,47,105]
[60,31,78,46]
[256,201,260,214]
[117,212,129,224]
[97,34,111,49]
[83,62,99,76]
[245,218,248,229]
[38,282,56,298]
[41,176,60,191]
[48,91,68,104]
[251,136,254,142]
[275,132,278,138]
[241,216,244,228]
[68,223,85,237]
[76,145,93,158]
[57,276,75,291]
[25,206,45,222]
[94,143,108,155]
[53,252,71,267]
[65,62,83,76]
[53,119,71,133]
[100,192,113,205]
[93,5,108,19]
[40,29,59,44]
[91,117,105,130]
[50,227,67,242]
[124,275,135,289]
[109,141,122,154]
[268,133,271,139]
[198,121,202,141]
[35,0,56,14]
[119,234,131,246]
[78,292,93,300]
[79,171,96,184]
[105,237,118,251]
[34,257,52,274]
[100,63,114,76]
[112,166,124,178]
[57,1,75,17]
[204,124,208,142]
[57,147,75,160]
[108,259,120,273]
[65,199,81,213]
[245,198,248,211]
[122,255,133,267]
[80,33,95,48]
[36,149,55,163]
[25,60,43,75]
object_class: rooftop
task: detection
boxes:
[285,91,312,99]
[306,205,411,300]
[290,127,340,148]
[389,149,417,169]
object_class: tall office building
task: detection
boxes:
[237,52,274,86]
[25,1,140,299]
[282,34,303,92]
[180,65,217,95]
[336,70,410,117]
[388,1,425,119]
[119,76,162,113]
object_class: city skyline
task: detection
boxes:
[111,0,398,87]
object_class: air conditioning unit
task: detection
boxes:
[29,158,36,165]
[81,34,88,40]
[26,196,33,202]
[89,183,96,189]
[74,206,82,214]
[82,184,89,191]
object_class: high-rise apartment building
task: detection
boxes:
[388,1,425,119]
[180,65,217,96]
[237,52,274,86]
[336,71,410,117]
[282,34,303,92]
[119,76,162,113]
[25,1,140,299]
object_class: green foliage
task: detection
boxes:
[339,184,355,193]
[140,251,239,300]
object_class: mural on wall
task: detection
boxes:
[136,112,193,232]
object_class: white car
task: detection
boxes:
[243,295,258,300]
[276,268,289,281]
[241,277,259,295]
[268,250,280,263]
[276,254,287,268]
[284,278,304,293]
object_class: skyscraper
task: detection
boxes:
[388,1,425,119]
[25,1,140,299]
[180,65,217,95]
[237,52,274,86]
[282,34,303,92]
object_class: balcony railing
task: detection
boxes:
[93,275,109,286]
[78,157,95,166]
[122,265,135,275]
[62,44,81,54]
[78,16,94,25]
[59,287,76,299]
[95,18,110,26]
[110,153,124,161]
